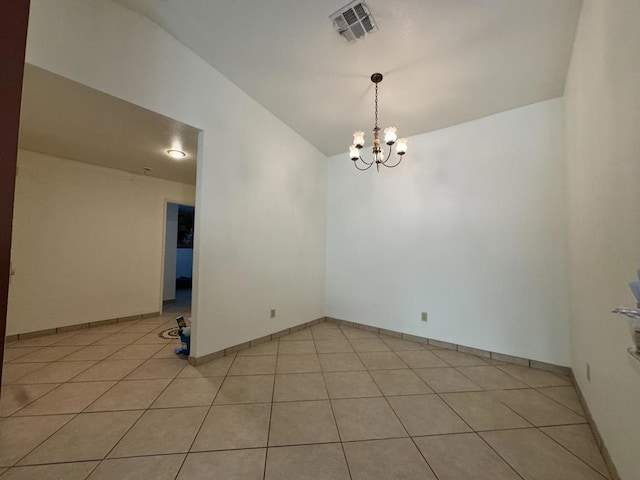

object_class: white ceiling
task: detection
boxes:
[115,0,582,156]
[19,64,200,185]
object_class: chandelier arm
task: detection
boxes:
[353,159,375,171]
[358,155,374,166]
[380,154,403,168]
[380,147,393,164]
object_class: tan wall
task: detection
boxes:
[7,149,195,334]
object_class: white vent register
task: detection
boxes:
[329,1,377,42]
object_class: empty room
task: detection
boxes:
[1,1,639,479]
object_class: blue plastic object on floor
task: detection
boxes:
[174,316,191,356]
[174,330,191,356]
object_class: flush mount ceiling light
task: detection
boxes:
[349,73,407,172]
[166,149,186,159]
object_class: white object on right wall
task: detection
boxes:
[612,268,640,353]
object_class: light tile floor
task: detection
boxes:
[1,315,612,479]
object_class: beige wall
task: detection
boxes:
[565,1,640,477]
[7,149,195,335]
[25,0,328,357]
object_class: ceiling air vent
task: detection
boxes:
[329,1,377,43]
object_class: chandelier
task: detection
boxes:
[349,73,407,171]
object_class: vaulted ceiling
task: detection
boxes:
[19,1,583,182]
[115,0,583,156]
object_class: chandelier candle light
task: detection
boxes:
[349,73,407,171]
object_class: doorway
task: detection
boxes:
[163,203,195,315]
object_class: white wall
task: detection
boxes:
[327,99,571,365]
[565,1,640,477]
[163,203,179,302]
[7,150,195,335]
[24,0,327,355]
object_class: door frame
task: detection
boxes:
[0,0,30,389]
[158,200,196,316]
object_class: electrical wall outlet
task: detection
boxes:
[586,362,591,382]
[421,312,428,322]
[270,309,276,319]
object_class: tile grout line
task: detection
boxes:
[4,329,176,394]
[1,383,63,417]
[425,359,529,480]
[361,344,443,479]
[533,386,589,416]
[374,370,443,479]
[173,354,232,480]
[451,364,527,391]
[474,431,527,480]
[86,345,189,471]
[4,346,47,362]
[315,327,354,480]
[437,376,535,431]
[343,324,446,479]
[7,429,598,468]
[2,323,611,478]
[2,360,54,385]
[8,410,80,469]
[0,459,102,478]
[52,334,139,364]
[536,426,611,479]
[391,347,528,480]
[85,377,181,463]
[261,336,280,480]
[446,362,588,425]
[494,363,571,388]
[75,345,186,414]
[429,368,589,480]
[484,385,588,422]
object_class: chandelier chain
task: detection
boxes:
[374,82,379,130]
